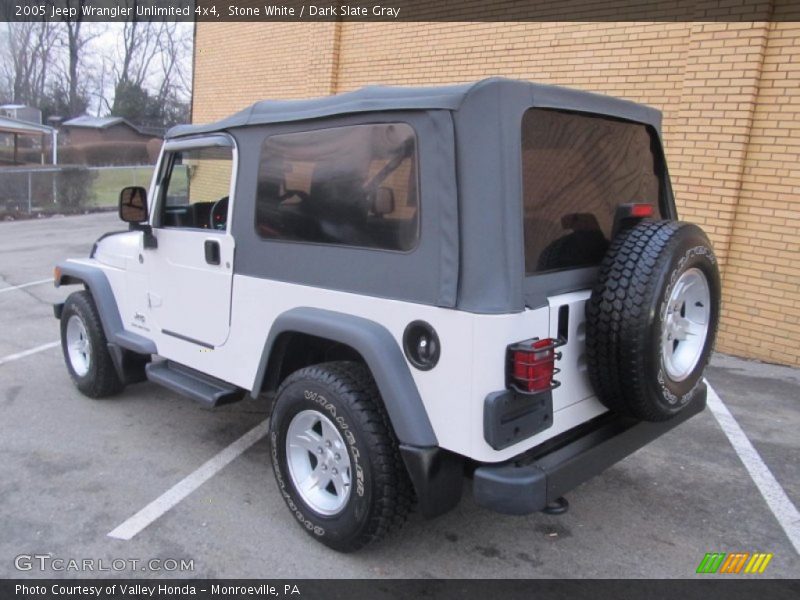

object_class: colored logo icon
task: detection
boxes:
[696,552,773,574]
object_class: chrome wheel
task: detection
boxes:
[661,268,711,382]
[285,409,352,516]
[65,314,92,377]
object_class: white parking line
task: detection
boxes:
[104,381,799,549]
[0,278,53,294]
[0,341,60,366]
[706,383,800,555]
[107,419,270,541]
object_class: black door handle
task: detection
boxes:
[204,240,220,265]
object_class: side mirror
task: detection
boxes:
[372,186,395,216]
[119,186,148,223]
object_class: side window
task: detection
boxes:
[255,123,419,251]
[521,108,662,274]
[159,145,233,231]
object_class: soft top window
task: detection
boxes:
[255,123,419,252]
[522,108,662,275]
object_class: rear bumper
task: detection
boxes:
[473,384,707,515]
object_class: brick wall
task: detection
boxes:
[193,8,800,366]
[717,16,800,365]
[193,22,341,120]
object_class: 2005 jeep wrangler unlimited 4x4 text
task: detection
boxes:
[54,78,721,552]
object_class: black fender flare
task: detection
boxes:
[54,261,156,356]
[252,307,438,447]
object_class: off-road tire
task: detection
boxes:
[585,220,721,421]
[60,290,125,398]
[269,361,413,552]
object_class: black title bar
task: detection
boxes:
[3,579,800,600]
[2,0,796,22]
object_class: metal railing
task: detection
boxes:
[0,164,154,216]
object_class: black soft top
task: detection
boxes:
[171,78,669,314]
[168,77,662,139]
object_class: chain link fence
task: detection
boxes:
[0,165,154,218]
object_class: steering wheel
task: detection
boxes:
[209,196,229,230]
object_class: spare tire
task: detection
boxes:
[585,220,721,421]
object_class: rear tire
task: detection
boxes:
[269,361,413,552]
[60,290,124,398]
[585,220,721,421]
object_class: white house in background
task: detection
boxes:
[0,104,43,125]
[0,115,57,165]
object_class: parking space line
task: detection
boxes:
[96,382,795,549]
[107,419,270,541]
[0,278,53,294]
[706,383,800,555]
[0,341,60,366]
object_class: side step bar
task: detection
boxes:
[145,360,245,408]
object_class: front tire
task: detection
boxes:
[269,362,413,552]
[60,290,124,398]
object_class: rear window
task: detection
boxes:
[255,123,419,251]
[521,108,662,275]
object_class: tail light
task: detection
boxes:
[626,203,655,218]
[507,337,564,394]
[612,202,656,238]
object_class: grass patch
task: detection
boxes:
[89,167,154,207]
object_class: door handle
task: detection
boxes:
[204,240,221,265]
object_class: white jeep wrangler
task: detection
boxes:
[54,78,721,552]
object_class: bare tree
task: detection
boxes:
[92,53,113,116]
[0,21,60,106]
[60,0,90,116]
[115,1,166,89]
[155,22,192,105]
[36,0,103,117]
[0,4,193,126]
[111,17,192,128]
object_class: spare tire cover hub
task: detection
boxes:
[661,267,711,382]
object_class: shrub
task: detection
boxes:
[56,167,98,211]
[56,146,86,164]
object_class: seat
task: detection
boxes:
[307,166,369,245]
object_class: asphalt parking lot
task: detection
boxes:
[1,212,798,579]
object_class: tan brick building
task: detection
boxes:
[192,7,800,366]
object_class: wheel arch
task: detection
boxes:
[54,261,156,356]
[55,263,123,339]
[252,307,438,448]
